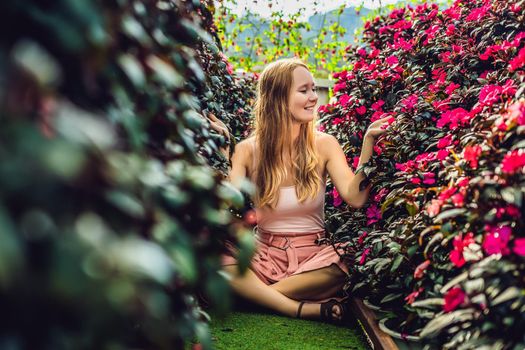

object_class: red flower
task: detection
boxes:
[466,4,490,22]
[513,238,525,256]
[445,82,460,95]
[437,135,453,149]
[450,232,476,268]
[437,149,449,160]
[501,150,525,174]
[357,231,368,245]
[463,145,482,169]
[405,287,424,305]
[482,225,512,256]
[356,105,367,115]
[437,107,470,129]
[443,287,466,312]
[451,192,465,207]
[359,248,371,265]
[414,260,430,279]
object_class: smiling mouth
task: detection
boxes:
[305,106,315,111]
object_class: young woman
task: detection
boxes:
[209,58,389,323]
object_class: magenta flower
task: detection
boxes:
[422,172,435,185]
[463,145,482,169]
[366,204,382,225]
[356,105,367,115]
[513,238,525,256]
[357,231,368,245]
[386,55,399,66]
[437,107,470,129]
[332,188,343,207]
[482,226,512,256]
[443,287,466,312]
[437,149,449,161]
[501,150,525,174]
[373,188,389,202]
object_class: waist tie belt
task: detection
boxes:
[254,226,326,276]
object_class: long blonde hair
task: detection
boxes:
[252,58,321,209]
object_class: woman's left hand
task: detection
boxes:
[365,116,394,140]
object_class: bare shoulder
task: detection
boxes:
[232,136,255,165]
[315,131,340,154]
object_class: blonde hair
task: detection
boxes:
[252,58,321,209]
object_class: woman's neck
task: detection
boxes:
[291,122,301,142]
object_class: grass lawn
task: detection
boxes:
[208,306,369,350]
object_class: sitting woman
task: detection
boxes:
[209,58,389,323]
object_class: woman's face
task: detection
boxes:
[288,66,318,124]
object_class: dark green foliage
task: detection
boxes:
[0,1,254,349]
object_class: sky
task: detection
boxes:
[221,0,403,19]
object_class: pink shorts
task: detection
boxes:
[222,227,350,285]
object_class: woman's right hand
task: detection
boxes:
[207,113,231,159]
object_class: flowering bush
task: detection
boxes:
[0,1,253,349]
[320,0,525,347]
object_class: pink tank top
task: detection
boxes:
[250,141,326,233]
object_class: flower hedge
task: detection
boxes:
[0,1,252,349]
[320,0,525,347]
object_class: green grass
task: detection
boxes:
[209,308,368,350]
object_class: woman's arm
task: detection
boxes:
[322,117,391,208]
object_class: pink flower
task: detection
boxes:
[332,188,343,207]
[437,149,449,160]
[450,232,476,267]
[373,188,388,202]
[443,287,466,312]
[356,105,367,115]
[482,226,512,256]
[457,177,470,187]
[513,238,525,256]
[359,248,371,265]
[411,177,422,185]
[423,172,435,185]
[479,85,502,107]
[463,145,482,169]
[402,94,418,111]
[466,4,490,22]
[503,100,525,126]
[333,82,346,93]
[509,47,525,72]
[439,187,457,201]
[501,150,525,174]
[437,107,470,129]
[414,260,430,279]
[339,94,352,107]
[451,193,465,207]
[445,82,460,95]
[386,55,399,66]
[366,205,382,225]
[371,100,385,111]
[437,135,453,149]
[352,156,360,169]
[426,199,442,217]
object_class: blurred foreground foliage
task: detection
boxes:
[0,0,254,349]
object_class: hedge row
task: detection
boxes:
[320,0,525,348]
[0,1,252,349]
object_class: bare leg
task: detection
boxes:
[223,264,346,320]
[270,264,347,301]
